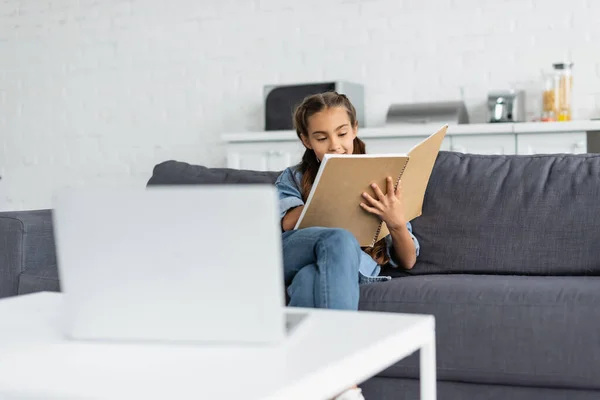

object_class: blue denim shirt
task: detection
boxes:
[275,165,420,284]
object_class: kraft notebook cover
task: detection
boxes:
[294,124,448,247]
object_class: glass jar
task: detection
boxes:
[541,73,557,121]
[553,62,574,121]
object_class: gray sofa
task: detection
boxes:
[1,151,599,400]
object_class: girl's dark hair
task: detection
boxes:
[292,91,389,265]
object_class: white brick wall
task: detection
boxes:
[1,0,599,210]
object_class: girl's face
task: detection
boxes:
[300,106,357,162]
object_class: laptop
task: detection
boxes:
[52,185,304,345]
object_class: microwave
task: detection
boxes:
[263,81,365,131]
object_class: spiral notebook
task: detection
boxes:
[294,124,448,247]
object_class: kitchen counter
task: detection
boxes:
[222,120,600,143]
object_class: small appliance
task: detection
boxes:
[487,90,526,123]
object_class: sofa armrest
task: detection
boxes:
[0,209,57,298]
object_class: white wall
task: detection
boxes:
[1,0,599,210]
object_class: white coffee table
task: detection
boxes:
[0,292,436,400]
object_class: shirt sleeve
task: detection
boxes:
[384,221,421,268]
[274,167,304,220]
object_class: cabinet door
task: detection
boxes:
[226,150,269,170]
[226,141,305,171]
[450,134,516,155]
[266,150,294,171]
[516,132,586,155]
[362,137,451,154]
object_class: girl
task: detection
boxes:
[275,92,420,398]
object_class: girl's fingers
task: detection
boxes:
[395,180,403,199]
[362,192,383,209]
[363,192,379,206]
[370,182,386,201]
[386,176,395,198]
[360,202,381,215]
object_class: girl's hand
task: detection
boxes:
[360,176,406,231]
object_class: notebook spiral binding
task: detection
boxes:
[370,157,410,247]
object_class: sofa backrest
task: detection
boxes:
[411,151,600,276]
[147,160,280,185]
[149,153,600,276]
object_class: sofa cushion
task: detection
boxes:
[0,210,58,298]
[0,215,22,297]
[409,152,600,276]
[18,265,60,295]
[359,274,600,389]
[362,377,600,400]
[147,160,281,186]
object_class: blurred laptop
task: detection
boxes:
[52,185,305,345]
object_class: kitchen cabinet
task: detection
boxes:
[516,132,586,155]
[450,134,516,155]
[222,122,600,171]
[226,141,305,171]
[227,137,450,170]
[363,137,452,154]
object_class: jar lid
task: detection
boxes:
[553,62,574,70]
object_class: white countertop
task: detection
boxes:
[222,120,600,143]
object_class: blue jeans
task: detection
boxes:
[281,227,361,310]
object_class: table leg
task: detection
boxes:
[420,331,436,400]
